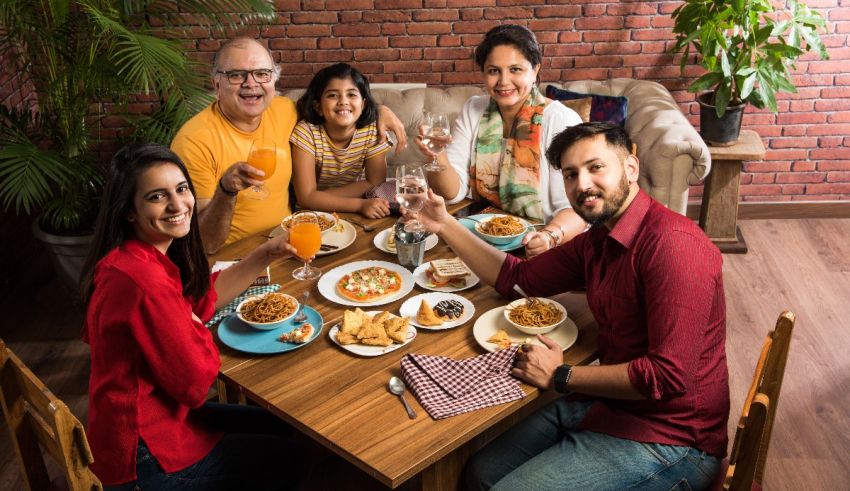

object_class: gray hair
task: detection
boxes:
[211,37,280,81]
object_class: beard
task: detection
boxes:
[572,173,631,226]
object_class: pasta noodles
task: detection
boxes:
[282,212,336,232]
[507,298,563,327]
[481,215,526,237]
[240,293,297,323]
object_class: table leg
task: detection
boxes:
[699,158,748,253]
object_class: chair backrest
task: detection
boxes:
[724,311,795,490]
[0,338,102,491]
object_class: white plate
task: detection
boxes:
[270,219,357,256]
[328,311,417,357]
[412,262,480,293]
[399,292,475,330]
[318,260,416,307]
[472,305,578,353]
[373,228,439,254]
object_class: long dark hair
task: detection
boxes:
[296,63,378,128]
[80,142,209,305]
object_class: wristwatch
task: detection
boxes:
[553,364,573,394]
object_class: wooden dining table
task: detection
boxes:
[208,207,599,490]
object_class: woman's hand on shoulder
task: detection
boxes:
[376,105,407,153]
[360,198,390,219]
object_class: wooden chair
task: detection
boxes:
[722,311,795,491]
[0,338,102,490]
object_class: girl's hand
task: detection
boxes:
[360,198,390,219]
[522,231,552,258]
[376,105,407,153]
[259,231,298,262]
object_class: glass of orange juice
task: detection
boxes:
[246,139,277,199]
[288,211,323,280]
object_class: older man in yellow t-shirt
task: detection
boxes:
[172,37,405,253]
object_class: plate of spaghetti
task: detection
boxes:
[459,214,528,251]
[236,292,299,330]
[472,305,577,353]
[503,297,566,335]
[473,214,530,245]
[281,211,339,234]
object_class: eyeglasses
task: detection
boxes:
[215,69,274,85]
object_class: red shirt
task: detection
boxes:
[495,190,729,458]
[83,240,223,484]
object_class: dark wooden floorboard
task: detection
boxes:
[2,218,849,489]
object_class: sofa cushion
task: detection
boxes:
[557,96,592,122]
[545,86,628,127]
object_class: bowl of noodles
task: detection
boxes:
[236,292,299,330]
[473,215,530,245]
[281,211,339,236]
[503,297,566,335]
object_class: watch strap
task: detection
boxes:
[553,364,573,394]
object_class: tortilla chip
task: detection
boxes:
[385,316,410,344]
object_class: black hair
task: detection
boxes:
[80,142,209,305]
[546,122,633,170]
[295,63,378,128]
[474,24,542,69]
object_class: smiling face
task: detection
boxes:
[482,44,540,116]
[128,162,195,254]
[559,135,640,229]
[315,77,364,132]
[213,40,277,132]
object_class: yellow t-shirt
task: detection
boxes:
[171,96,296,245]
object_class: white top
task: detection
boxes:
[444,95,582,222]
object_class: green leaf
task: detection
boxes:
[688,72,725,93]
[739,73,757,100]
[720,51,731,78]
[715,83,732,118]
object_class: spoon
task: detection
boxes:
[388,377,417,419]
[293,290,309,323]
[347,218,375,232]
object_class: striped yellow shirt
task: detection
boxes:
[289,121,390,190]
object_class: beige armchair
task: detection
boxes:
[284,78,709,216]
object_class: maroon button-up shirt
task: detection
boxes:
[495,190,729,458]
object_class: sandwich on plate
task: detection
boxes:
[426,257,471,289]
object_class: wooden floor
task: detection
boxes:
[1,218,849,490]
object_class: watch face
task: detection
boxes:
[555,364,572,394]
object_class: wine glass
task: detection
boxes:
[288,211,323,280]
[421,112,450,172]
[395,164,428,232]
[246,139,277,200]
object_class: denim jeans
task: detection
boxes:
[465,399,719,491]
[106,402,308,491]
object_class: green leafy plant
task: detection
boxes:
[0,0,276,234]
[670,0,829,117]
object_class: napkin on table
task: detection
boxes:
[400,345,524,420]
[205,284,280,329]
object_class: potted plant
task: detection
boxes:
[0,0,275,289]
[670,0,829,145]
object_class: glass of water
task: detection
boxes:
[395,164,428,232]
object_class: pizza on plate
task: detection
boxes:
[336,266,403,302]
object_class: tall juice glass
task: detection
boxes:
[289,211,323,280]
[247,139,277,199]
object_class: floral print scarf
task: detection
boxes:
[471,86,548,222]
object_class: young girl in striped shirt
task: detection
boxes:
[290,63,391,218]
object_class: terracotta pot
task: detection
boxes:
[698,92,745,146]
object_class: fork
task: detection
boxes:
[347,219,375,232]
[293,290,309,323]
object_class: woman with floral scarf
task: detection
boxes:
[416,25,585,257]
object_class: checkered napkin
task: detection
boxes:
[400,345,524,420]
[364,179,400,215]
[205,284,280,328]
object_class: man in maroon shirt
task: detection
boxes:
[413,122,728,490]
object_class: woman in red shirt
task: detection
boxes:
[80,142,306,490]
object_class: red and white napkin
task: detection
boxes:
[400,345,524,419]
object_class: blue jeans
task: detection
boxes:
[106,403,308,491]
[465,399,719,491]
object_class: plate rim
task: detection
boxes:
[472,305,578,353]
[269,219,357,256]
[217,306,324,354]
[459,214,527,252]
[399,292,475,330]
[327,310,417,357]
[373,228,439,254]
[412,262,481,293]
[318,260,416,307]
